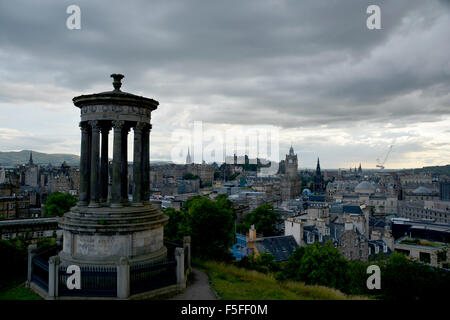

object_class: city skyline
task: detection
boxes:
[0,0,449,169]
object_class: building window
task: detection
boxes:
[375,245,379,254]
[419,252,431,264]
[437,250,447,263]
[307,233,314,244]
[395,248,410,256]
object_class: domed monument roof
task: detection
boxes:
[412,186,432,194]
[73,74,159,124]
[355,181,375,194]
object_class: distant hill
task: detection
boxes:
[401,164,450,176]
[0,150,80,166]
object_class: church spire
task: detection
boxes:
[316,157,321,175]
[289,144,294,156]
[186,147,192,164]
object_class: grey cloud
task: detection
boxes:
[0,0,449,167]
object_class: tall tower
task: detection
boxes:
[285,145,298,180]
[29,151,34,166]
[186,147,192,164]
[280,145,301,201]
[313,157,325,193]
[316,157,321,176]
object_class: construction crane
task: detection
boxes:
[376,145,393,170]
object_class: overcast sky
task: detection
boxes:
[0,0,449,169]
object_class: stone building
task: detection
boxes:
[398,200,450,224]
[0,195,30,219]
[331,180,398,217]
[0,217,60,241]
[280,146,301,201]
[338,223,369,262]
[394,236,449,268]
[440,181,450,201]
[403,186,440,201]
[150,163,214,193]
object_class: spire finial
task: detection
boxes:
[110,74,124,91]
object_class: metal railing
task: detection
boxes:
[164,240,180,258]
[130,258,177,295]
[184,245,189,273]
[59,265,117,297]
[30,244,60,291]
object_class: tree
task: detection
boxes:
[282,241,348,290]
[163,207,189,244]
[186,196,236,260]
[44,192,77,217]
[164,195,236,261]
[237,204,280,236]
[183,173,199,180]
[235,252,280,274]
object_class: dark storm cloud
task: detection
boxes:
[1,0,449,127]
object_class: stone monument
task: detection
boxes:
[58,74,168,267]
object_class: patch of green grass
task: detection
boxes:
[200,260,367,300]
[0,281,41,300]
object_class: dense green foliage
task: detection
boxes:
[0,240,27,284]
[164,194,236,260]
[43,192,77,217]
[0,237,56,289]
[183,173,199,180]
[280,242,348,290]
[237,204,280,236]
[234,241,450,300]
[234,253,281,274]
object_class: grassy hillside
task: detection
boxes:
[198,260,367,300]
[0,150,80,166]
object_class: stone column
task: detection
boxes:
[132,123,145,206]
[183,236,192,272]
[142,124,151,203]
[175,247,185,288]
[100,124,110,203]
[111,120,124,207]
[78,122,90,206]
[121,125,130,203]
[26,244,37,288]
[117,257,130,299]
[48,256,60,299]
[89,120,101,208]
